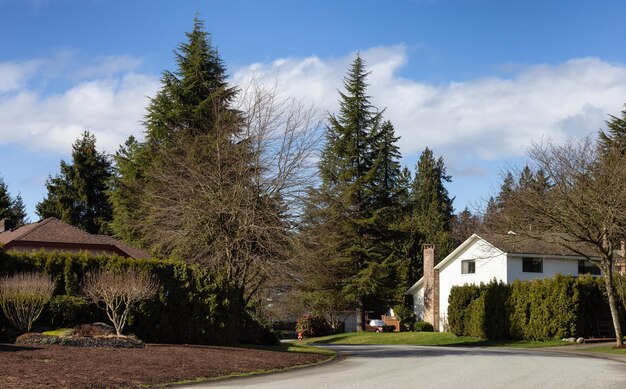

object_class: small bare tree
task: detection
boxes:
[491,136,626,347]
[0,272,55,332]
[82,269,159,337]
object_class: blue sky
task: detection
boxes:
[2,0,626,220]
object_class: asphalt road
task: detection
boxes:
[188,344,626,389]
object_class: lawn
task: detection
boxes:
[305,331,569,348]
[580,345,626,355]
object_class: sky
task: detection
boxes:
[2,0,626,220]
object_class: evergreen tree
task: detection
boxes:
[404,148,455,285]
[451,207,480,244]
[310,55,397,330]
[0,178,13,221]
[599,104,626,154]
[36,131,113,234]
[10,194,27,225]
[110,16,240,247]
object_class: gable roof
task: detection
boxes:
[0,218,150,259]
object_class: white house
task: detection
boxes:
[405,233,618,332]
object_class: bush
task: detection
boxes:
[46,295,90,328]
[83,269,159,336]
[448,284,481,336]
[393,304,417,332]
[295,314,332,337]
[413,321,434,332]
[449,275,612,341]
[0,272,55,332]
[0,250,246,345]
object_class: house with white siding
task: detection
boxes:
[405,233,622,332]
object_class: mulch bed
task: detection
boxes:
[0,343,328,389]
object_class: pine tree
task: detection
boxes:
[36,131,113,234]
[599,104,626,154]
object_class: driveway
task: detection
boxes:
[187,344,626,389]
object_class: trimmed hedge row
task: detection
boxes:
[448,275,614,340]
[0,250,273,345]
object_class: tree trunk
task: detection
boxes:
[604,262,624,347]
[356,297,366,332]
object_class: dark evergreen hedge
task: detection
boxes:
[0,250,271,345]
[448,275,614,340]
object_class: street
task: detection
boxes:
[189,344,626,389]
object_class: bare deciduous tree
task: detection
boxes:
[492,136,626,347]
[0,272,55,332]
[82,269,159,336]
[136,81,323,303]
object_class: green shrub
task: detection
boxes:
[449,275,611,341]
[413,321,434,332]
[394,304,417,332]
[46,295,90,328]
[448,284,481,335]
[0,250,245,344]
[295,314,332,337]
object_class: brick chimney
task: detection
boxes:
[423,244,440,331]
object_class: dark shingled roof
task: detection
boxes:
[477,232,605,258]
[0,218,150,259]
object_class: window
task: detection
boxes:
[522,257,543,273]
[578,260,601,275]
[461,260,475,274]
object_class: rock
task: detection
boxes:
[576,337,584,344]
[562,337,576,343]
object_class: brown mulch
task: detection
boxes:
[0,343,328,389]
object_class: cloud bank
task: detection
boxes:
[2,46,626,165]
[234,46,626,162]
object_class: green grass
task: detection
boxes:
[305,331,570,348]
[580,345,626,355]
[42,328,74,337]
[241,342,336,357]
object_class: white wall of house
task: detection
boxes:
[413,285,425,321]
[437,240,508,327]
[506,255,580,282]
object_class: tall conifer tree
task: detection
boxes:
[36,131,113,234]
[311,55,403,330]
[110,17,240,246]
[402,148,455,289]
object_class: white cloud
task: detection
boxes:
[0,61,39,93]
[234,47,626,164]
[0,62,159,153]
[3,46,626,170]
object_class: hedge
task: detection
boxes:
[448,275,615,340]
[0,250,274,345]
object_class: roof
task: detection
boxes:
[0,218,150,259]
[405,232,608,295]
[477,232,601,258]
